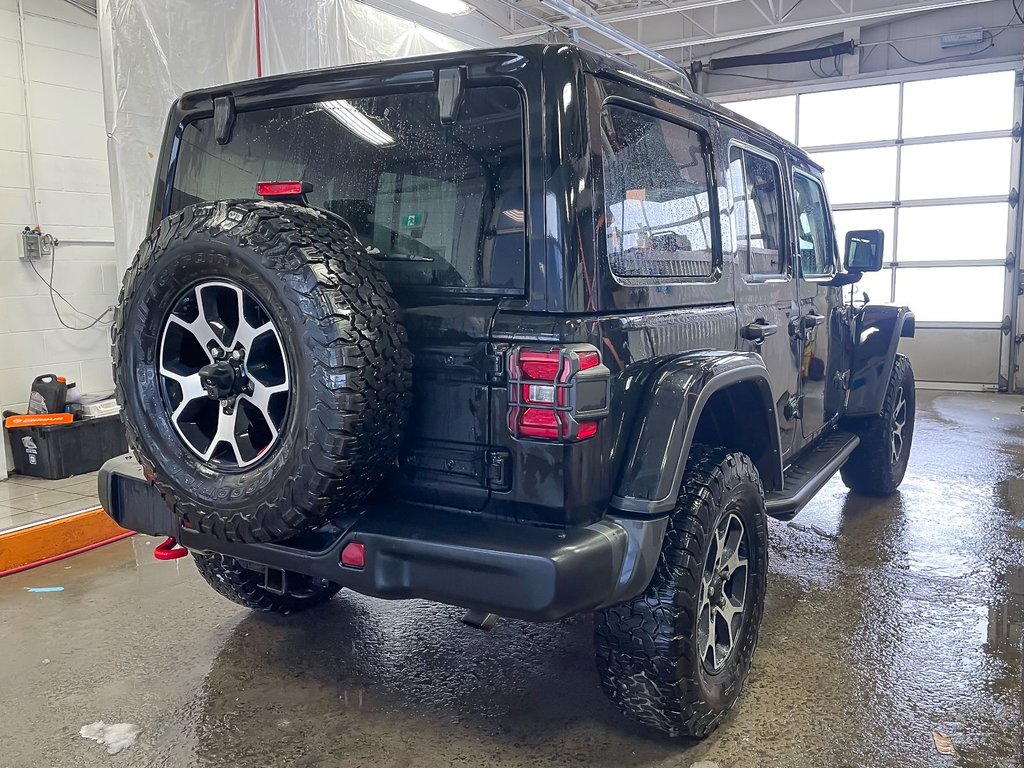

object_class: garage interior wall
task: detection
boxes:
[97,0,506,271]
[0,0,119,479]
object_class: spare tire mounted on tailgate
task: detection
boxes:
[113,200,412,543]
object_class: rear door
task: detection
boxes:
[728,142,801,459]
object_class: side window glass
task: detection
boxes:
[730,145,784,275]
[602,106,716,280]
[793,173,834,276]
[728,147,748,261]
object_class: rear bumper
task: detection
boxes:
[98,457,664,621]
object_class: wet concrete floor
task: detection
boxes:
[1,390,1022,767]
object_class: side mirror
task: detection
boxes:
[844,229,884,272]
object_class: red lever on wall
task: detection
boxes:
[153,536,189,561]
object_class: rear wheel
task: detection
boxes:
[840,353,915,496]
[594,446,769,737]
[192,552,341,614]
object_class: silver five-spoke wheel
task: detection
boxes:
[697,511,750,673]
[158,280,290,469]
[890,385,907,465]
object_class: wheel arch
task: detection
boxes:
[611,351,784,515]
[846,304,915,418]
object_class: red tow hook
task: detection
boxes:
[153,536,189,561]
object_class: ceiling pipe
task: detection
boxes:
[695,39,855,72]
[537,0,693,84]
[503,0,742,40]
[610,0,997,52]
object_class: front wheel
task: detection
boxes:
[840,353,915,496]
[594,446,769,737]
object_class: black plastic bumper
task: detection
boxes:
[98,456,665,621]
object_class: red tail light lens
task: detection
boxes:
[257,181,306,197]
[519,408,560,439]
[340,541,365,569]
[507,344,609,441]
[519,350,561,381]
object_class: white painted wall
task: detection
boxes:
[0,0,118,478]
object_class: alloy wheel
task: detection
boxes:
[891,385,907,465]
[697,511,750,673]
[158,280,290,469]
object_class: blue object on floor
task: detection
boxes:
[25,587,64,592]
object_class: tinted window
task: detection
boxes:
[601,106,716,280]
[729,146,785,275]
[793,173,834,276]
[170,88,526,292]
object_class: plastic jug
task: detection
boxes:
[27,374,68,415]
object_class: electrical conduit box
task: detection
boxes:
[19,228,55,260]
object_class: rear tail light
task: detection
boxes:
[507,344,609,441]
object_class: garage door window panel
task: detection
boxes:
[725,96,797,143]
[811,147,897,205]
[894,266,1004,323]
[799,83,900,146]
[902,71,1016,138]
[899,138,1012,200]
[897,203,1010,262]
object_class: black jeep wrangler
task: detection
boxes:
[100,44,915,737]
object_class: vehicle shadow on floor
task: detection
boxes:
[188,594,703,766]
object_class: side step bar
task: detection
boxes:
[765,430,859,521]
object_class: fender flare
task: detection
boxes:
[845,305,915,418]
[611,351,784,515]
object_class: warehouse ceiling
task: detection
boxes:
[466,0,1011,80]
[506,0,998,48]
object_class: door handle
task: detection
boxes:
[741,320,778,343]
[801,313,826,330]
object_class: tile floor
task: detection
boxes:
[0,471,101,533]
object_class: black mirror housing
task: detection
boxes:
[844,229,884,272]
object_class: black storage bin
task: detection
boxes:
[7,415,129,480]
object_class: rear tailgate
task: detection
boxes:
[394,304,505,510]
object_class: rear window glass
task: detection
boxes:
[601,105,717,280]
[169,87,526,293]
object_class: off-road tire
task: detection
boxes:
[192,552,341,614]
[113,200,411,543]
[594,447,769,737]
[840,353,915,496]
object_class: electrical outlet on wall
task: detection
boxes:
[19,227,57,260]
[19,229,42,260]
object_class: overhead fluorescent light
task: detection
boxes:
[408,0,474,15]
[319,100,395,147]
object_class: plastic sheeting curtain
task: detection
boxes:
[97,0,469,268]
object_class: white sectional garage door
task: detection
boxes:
[724,66,1022,389]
